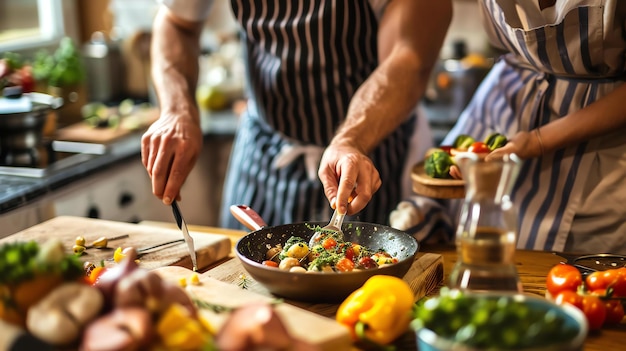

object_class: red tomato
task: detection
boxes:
[468,141,490,154]
[344,246,356,262]
[554,290,584,310]
[588,269,626,297]
[581,295,607,330]
[335,257,355,272]
[322,237,337,250]
[439,145,453,155]
[591,289,625,325]
[586,271,609,291]
[262,260,278,268]
[546,263,583,296]
[357,256,378,270]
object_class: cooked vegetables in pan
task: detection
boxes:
[262,231,399,273]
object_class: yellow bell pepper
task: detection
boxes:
[336,275,414,345]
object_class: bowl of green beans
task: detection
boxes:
[411,288,587,351]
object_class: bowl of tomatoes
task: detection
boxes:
[412,288,588,351]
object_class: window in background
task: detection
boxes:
[0,0,78,54]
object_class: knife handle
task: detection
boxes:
[171,200,183,229]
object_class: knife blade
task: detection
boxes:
[171,200,198,271]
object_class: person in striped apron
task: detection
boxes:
[141,0,451,229]
[394,0,626,254]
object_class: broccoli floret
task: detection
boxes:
[424,150,455,179]
[453,134,475,149]
[484,133,508,151]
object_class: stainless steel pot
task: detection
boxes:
[0,93,63,161]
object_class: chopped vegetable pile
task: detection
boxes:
[424,132,508,179]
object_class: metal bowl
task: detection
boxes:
[235,220,419,303]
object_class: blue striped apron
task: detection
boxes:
[442,0,626,254]
[220,0,418,228]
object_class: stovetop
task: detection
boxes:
[0,140,106,178]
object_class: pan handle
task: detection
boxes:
[230,205,268,231]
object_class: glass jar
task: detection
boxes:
[449,152,523,293]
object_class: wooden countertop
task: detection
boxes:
[138,221,626,351]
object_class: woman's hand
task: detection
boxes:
[318,144,381,215]
[485,130,542,162]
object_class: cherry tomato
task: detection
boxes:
[546,263,583,296]
[262,260,279,268]
[586,271,609,291]
[591,288,625,325]
[439,145,453,155]
[322,237,337,250]
[335,257,355,272]
[468,141,490,154]
[587,269,626,297]
[608,268,626,297]
[357,256,378,270]
[553,290,584,310]
[344,246,356,262]
[581,294,607,330]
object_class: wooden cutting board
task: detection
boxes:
[205,252,444,318]
[54,107,159,144]
[0,216,231,271]
[154,265,353,351]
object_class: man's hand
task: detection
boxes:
[318,144,381,215]
[141,112,203,205]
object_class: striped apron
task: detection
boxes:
[219,0,425,228]
[442,0,626,254]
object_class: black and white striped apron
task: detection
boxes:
[219,0,418,228]
[442,0,626,254]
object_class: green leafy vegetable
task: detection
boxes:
[424,150,455,179]
[0,240,84,286]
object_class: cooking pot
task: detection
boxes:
[0,92,63,158]
[231,205,419,302]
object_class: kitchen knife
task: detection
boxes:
[171,200,198,271]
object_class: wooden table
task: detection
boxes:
[139,221,626,351]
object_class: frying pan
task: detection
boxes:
[231,205,419,303]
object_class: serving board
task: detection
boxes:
[411,162,466,199]
[0,216,231,271]
[154,266,353,351]
[54,107,159,144]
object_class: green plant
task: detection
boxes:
[32,37,85,88]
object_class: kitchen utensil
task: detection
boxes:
[105,239,185,261]
[449,152,523,293]
[230,204,419,302]
[308,208,345,248]
[552,252,626,275]
[171,200,198,272]
[0,92,63,165]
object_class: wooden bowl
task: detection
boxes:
[411,162,465,199]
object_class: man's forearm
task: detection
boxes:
[150,8,203,121]
[331,0,452,153]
